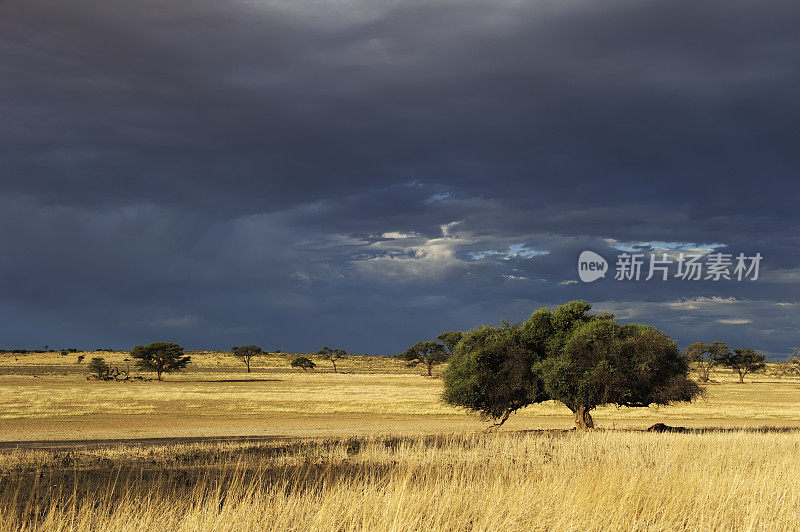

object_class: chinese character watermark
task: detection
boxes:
[578,251,762,283]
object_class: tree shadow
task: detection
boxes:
[190,378,282,383]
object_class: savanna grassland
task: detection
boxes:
[1,351,799,441]
[1,351,800,530]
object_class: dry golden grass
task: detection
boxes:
[1,352,799,440]
[1,430,799,531]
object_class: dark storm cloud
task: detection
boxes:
[1,0,799,356]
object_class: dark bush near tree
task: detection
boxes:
[712,346,766,383]
[443,300,702,430]
[87,357,110,380]
[129,342,191,381]
[291,356,316,371]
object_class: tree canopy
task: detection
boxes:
[129,342,191,381]
[443,323,548,426]
[316,347,347,373]
[436,331,464,356]
[711,345,765,383]
[685,340,732,382]
[291,356,316,371]
[230,345,264,372]
[537,319,701,428]
[400,341,448,376]
[443,301,702,429]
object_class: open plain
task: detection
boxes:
[1,351,799,530]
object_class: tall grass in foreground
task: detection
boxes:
[1,431,798,531]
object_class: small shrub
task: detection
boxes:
[87,357,110,380]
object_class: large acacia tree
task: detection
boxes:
[443,301,702,429]
[536,319,701,429]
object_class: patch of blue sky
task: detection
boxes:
[608,240,726,252]
[467,245,549,261]
[507,244,549,258]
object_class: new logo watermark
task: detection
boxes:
[578,251,608,282]
[577,251,762,282]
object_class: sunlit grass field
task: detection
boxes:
[1,351,800,440]
[2,430,799,530]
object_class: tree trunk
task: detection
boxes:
[737,369,744,383]
[246,359,251,372]
[487,409,512,430]
[331,360,337,373]
[426,360,432,376]
[574,405,595,430]
[157,370,163,381]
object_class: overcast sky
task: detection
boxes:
[1,0,799,357]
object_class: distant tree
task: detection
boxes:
[400,341,448,376]
[76,355,85,363]
[712,346,766,383]
[87,357,110,379]
[129,342,191,381]
[436,331,463,357]
[230,345,264,372]
[317,347,347,373]
[291,356,316,371]
[684,341,727,382]
[60,350,68,357]
[787,349,800,376]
